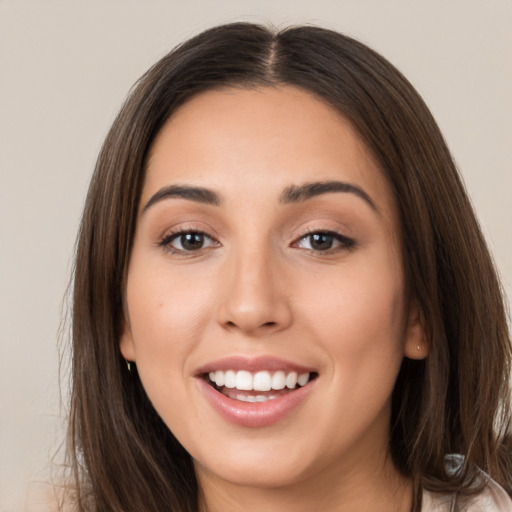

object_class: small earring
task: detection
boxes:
[126,360,132,371]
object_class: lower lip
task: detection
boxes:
[197,378,315,428]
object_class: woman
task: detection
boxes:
[65,23,512,511]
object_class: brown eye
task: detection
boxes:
[295,231,355,252]
[160,231,217,252]
[177,233,206,251]
[309,233,334,250]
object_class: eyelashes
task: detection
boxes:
[292,230,355,252]
[158,230,219,253]
[158,227,356,256]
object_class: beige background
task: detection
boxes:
[0,1,511,510]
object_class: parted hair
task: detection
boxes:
[67,23,512,511]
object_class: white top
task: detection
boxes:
[423,478,512,511]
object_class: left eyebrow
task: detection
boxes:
[280,180,378,213]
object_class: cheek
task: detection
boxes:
[125,260,216,368]
[298,252,407,378]
[123,264,215,430]
[287,256,407,454]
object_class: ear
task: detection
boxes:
[120,320,136,362]
[403,301,428,360]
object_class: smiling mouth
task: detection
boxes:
[204,370,318,403]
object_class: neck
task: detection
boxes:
[197,453,412,512]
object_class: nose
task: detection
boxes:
[216,248,293,337]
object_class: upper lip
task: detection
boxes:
[195,355,316,376]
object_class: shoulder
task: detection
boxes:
[423,455,512,511]
[423,478,512,511]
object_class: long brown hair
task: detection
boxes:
[67,23,512,511]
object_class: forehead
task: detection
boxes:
[144,86,397,221]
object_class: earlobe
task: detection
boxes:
[120,322,136,362]
[403,302,428,360]
[404,340,428,360]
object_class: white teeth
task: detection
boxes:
[235,393,279,403]
[208,369,312,391]
[271,371,286,390]
[286,372,298,389]
[214,370,225,387]
[253,371,272,391]
[235,370,253,390]
[224,370,236,388]
[237,394,256,403]
[297,373,309,386]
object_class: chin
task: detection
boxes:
[191,435,326,490]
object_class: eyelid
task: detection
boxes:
[157,226,221,254]
[156,220,221,244]
[291,227,356,253]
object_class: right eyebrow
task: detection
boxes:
[141,185,221,213]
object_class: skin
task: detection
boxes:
[120,86,427,512]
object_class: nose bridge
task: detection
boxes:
[217,238,292,335]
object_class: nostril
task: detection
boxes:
[224,320,277,330]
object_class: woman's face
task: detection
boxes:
[121,86,425,491]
